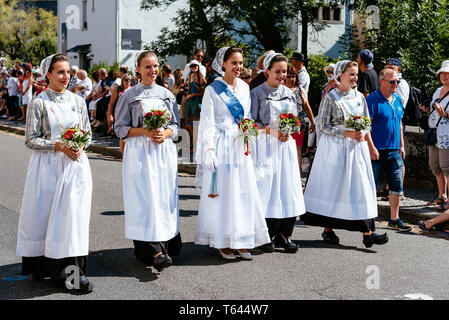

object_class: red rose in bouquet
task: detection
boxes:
[60,126,91,154]
[275,113,301,136]
[142,109,170,130]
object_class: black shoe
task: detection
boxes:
[65,275,93,295]
[322,230,340,245]
[153,254,172,272]
[274,235,298,253]
[259,242,275,253]
[363,232,389,248]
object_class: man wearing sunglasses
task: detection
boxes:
[366,68,412,232]
[182,49,206,82]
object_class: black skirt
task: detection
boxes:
[300,212,375,233]
[21,256,88,281]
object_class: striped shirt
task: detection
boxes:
[318,87,369,138]
[25,89,91,151]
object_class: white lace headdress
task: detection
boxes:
[212,47,230,76]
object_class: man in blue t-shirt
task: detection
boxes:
[366,68,412,232]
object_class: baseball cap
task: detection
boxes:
[388,58,401,67]
[359,49,374,69]
[291,52,305,61]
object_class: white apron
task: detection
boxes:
[304,91,377,220]
[195,120,270,249]
[122,98,179,242]
[253,99,306,219]
[17,92,92,259]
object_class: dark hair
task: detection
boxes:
[137,51,158,67]
[119,65,128,74]
[162,64,172,74]
[194,49,204,56]
[48,54,69,74]
[267,54,288,70]
[222,47,243,73]
[91,70,100,82]
[46,54,69,84]
[107,69,119,82]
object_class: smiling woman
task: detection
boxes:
[301,60,389,249]
[250,52,305,254]
[17,53,93,294]
[194,46,270,260]
[114,50,182,272]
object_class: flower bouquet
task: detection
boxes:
[275,113,301,136]
[60,126,91,150]
[143,109,170,130]
[345,114,371,132]
[238,118,259,156]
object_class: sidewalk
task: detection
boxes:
[0,118,444,226]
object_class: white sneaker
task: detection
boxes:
[236,250,253,260]
[218,249,237,260]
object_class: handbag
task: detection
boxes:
[422,92,449,145]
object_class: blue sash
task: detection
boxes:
[210,80,244,124]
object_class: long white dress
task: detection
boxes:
[17,90,92,259]
[194,78,270,249]
[114,84,180,243]
[251,86,306,220]
[303,88,377,224]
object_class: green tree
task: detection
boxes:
[353,0,449,97]
[140,0,346,65]
[0,0,57,65]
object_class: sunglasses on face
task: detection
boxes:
[190,65,199,68]
[389,80,401,85]
[326,70,334,74]
[123,79,131,82]
[196,55,203,59]
[287,75,296,79]
[240,76,251,80]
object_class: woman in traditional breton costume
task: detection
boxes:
[114,51,181,272]
[250,53,306,253]
[17,54,93,294]
[194,47,270,260]
[301,61,388,248]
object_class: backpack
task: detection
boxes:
[403,86,422,127]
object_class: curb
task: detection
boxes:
[377,202,440,225]
[0,123,197,175]
[0,123,440,225]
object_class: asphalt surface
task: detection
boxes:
[1,130,448,301]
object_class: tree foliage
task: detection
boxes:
[352,0,449,98]
[140,0,346,66]
[0,0,57,65]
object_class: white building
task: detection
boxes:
[57,0,188,72]
[289,1,353,59]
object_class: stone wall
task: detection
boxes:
[403,126,437,190]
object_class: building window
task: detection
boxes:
[82,0,88,30]
[311,5,344,24]
[322,7,331,21]
[333,7,341,21]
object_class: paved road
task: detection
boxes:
[0,130,448,301]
